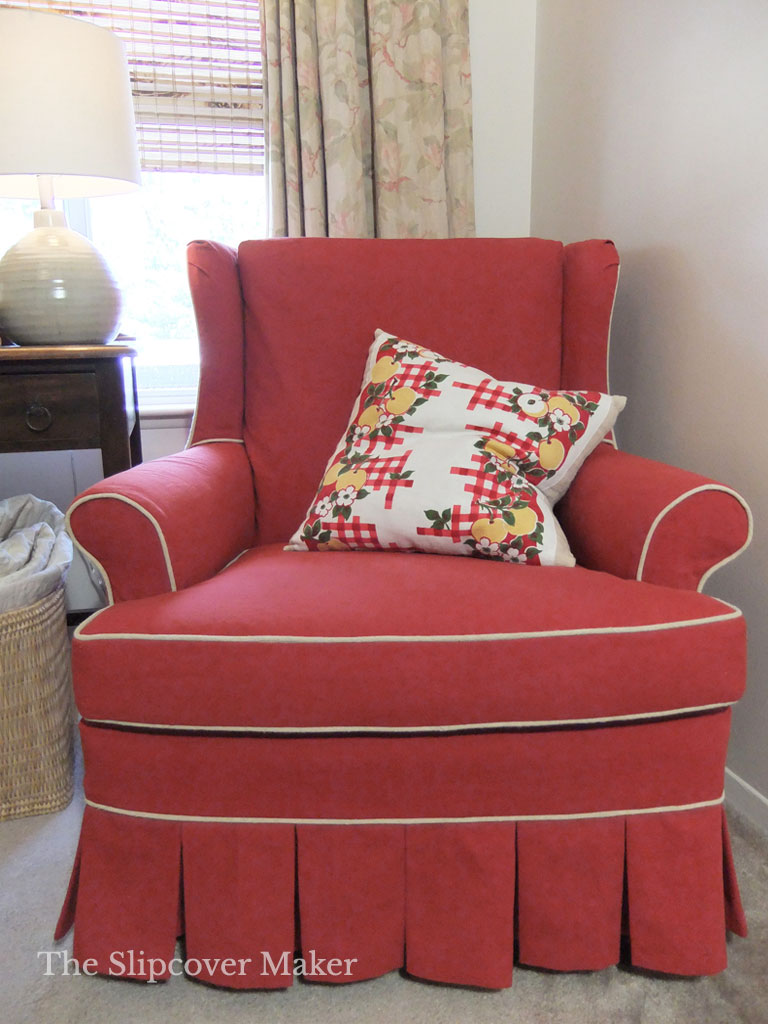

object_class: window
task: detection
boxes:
[84,171,266,408]
[1,0,265,409]
[0,198,39,254]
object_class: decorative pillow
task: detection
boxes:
[285,330,625,566]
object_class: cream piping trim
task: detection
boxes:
[83,700,734,734]
[68,493,177,594]
[185,373,202,448]
[189,438,245,446]
[635,486,754,591]
[604,261,620,450]
[65,509,115,606]
[74,604,742,644]
[85,792,724,825]
[219,548,251,573]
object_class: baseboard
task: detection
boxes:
[725,767,768,834]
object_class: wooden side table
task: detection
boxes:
[0,343,142,477]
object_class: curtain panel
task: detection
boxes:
[263,0,474,238]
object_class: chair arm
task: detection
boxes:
[556,445,752,591]
[67,442,257,603]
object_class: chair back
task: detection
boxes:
[187,237,619,545]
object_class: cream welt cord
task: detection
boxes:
[263,0,475,238]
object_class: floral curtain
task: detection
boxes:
[262,0,475,238]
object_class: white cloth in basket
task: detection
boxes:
[0,495,72,614]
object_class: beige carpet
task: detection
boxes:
[2,744,767,1024]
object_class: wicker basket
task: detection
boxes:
[1,583,74,820]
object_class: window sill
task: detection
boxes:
[139,406,195,437]
[139,403,195,421]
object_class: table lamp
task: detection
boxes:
[0,8,140,346]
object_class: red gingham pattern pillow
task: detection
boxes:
[286,331,625,565]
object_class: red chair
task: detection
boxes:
[58,238,751,989]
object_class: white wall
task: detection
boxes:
[531,0,768,826]
[469,0,536,236]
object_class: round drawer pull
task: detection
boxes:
[24,403,53,432]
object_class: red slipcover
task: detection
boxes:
[558,445,751,591]
[72,545,744,730]
[57,713,744,987]
[59,238,751,990]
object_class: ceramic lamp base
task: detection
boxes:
[0,213,121,346]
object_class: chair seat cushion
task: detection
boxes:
[73,544,746,731]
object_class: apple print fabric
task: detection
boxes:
[285,330,625,566]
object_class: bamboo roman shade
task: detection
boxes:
[3,0,263,174]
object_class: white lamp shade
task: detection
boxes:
[0,8,141,198]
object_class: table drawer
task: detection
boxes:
[0,372,100,448]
